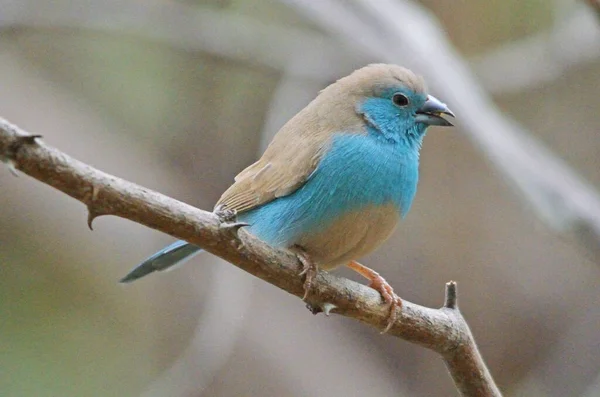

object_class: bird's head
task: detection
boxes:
[321,64,454,149]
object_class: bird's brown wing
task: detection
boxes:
[215,135,326,214]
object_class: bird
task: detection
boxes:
[120,64,454,331]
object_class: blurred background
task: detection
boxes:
[1,1,600,396]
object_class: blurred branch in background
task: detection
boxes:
[0,0,364,80]
[472,6,600,95]
[138,261,253,397]
[283,0,600,261]
[1,0,599,95]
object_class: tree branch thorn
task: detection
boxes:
[86,184,106,230]
[306,301,337,316]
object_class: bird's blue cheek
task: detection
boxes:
[360,99,406,140]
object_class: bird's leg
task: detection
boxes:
[214,205,248,232]
[346,260,402,333]
[295,248,318,301]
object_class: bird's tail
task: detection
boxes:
[120,240,203,283]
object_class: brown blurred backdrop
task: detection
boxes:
[1,1,600,396]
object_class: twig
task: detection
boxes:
[440,282,501,396]
[0,118,501,396]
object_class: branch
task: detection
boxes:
[0,118,501,396]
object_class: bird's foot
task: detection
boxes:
[215,205,238,223]
[346,260,402,333]
[219,221,249,232]
[295,248,318,301]
[369,275,402,333]
[214,206,248,239]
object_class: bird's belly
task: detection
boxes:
[295,202,400,270]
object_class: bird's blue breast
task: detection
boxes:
[238,132,419,248]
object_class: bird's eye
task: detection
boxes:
[392,93,409,107]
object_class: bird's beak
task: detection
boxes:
[415,95,455,127]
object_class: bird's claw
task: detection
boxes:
[295,249,318,301]
[219,221,249,231]
[215,206,238,223]
[369,277,402,333]
[215,206,247,238]
[346,260,402,333]
[301,263,318,301]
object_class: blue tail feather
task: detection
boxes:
[120,240,203,283]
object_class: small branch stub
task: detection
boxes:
[444,280,458,310]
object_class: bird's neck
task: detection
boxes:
[366,124,426,153]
